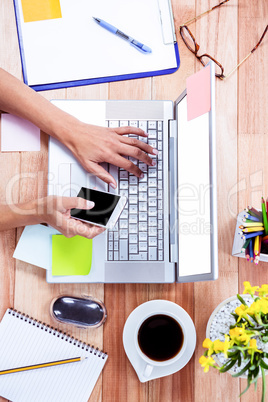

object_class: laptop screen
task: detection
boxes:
[175,63,218,282]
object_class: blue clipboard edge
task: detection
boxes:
[13,0,180,92]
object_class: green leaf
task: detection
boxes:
[260,359,268,370]
[232,361,251,377]
[220,358,237,373]
[237,294,248,305]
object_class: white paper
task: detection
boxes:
[15,0,178,86]
[1,114,40,152]
[13,225,60,269]
[0,309,107,402]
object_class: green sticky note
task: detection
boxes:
[52,235,92,276]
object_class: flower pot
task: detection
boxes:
[206,294,254,377]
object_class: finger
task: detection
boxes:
[114,126,148,137]
[111,154,146,178]
[118,143,157,167]
[64,217,106,239]
[119,136,158,158]
[86,161,117,189]
[59,197,95,212]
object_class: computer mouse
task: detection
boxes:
[50,295,107,329]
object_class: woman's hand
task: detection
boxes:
[40,196,105,239]
[60,121,158,188]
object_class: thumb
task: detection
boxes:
[60,197,95,211]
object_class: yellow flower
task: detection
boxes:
[243,281,259,296]
[199,355,216,373]
[202,338,214,356]
[247,339,262,355]
[257,284,268,297]
[248,299,268,316]
[235,304,249,322]
[229,325,252,346]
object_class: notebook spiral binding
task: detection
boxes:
[8,308,107,359]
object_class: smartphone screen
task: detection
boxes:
[71,187,121,227]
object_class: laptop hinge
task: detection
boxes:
[168,119,178,263]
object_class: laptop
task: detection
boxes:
[47,62,218,284]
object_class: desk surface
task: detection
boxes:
[0,1,267,401]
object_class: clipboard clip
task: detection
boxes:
[157,0,176,45]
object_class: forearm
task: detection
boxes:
[0,200,42,231]
[0,68,76,143]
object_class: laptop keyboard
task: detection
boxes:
[107,119,164,262]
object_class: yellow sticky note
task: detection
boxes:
[52,235,93,276]
[21,0,62,23]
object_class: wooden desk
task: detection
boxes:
[0,1,267,401]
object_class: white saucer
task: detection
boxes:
[123,300,196,383]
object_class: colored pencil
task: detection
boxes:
[242,231,264,240]
[261,197,268,235]
[245,245,250,261]
[0,356,86,376]
[243,214,262,222]
[249,239,254,262]
[241,238,251,252]
[241,227,264,233]
[254,236,259,256]
[241,221,264,227]
[246,207,263,219]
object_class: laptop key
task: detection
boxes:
[149,247,157,260]
[129,252,147,261]
[129,244,138,254]
[119,239,128,260]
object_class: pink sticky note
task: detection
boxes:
[186,65,211,121]
[1,114,40,152]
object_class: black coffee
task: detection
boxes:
[138,314,184,362]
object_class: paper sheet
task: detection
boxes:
[15,0,178,86]
[21,0,62,23]
[52,235,92,276]
[1,114,40,152]
[13,225,59,269]
[186,65,211,121]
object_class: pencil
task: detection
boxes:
[243,214,262,222]
[0,356,86,376]
[241,221,264,227]
[249,239,254,262]
[242,231,264,240]
[262,197,268,235]
[241,238,251,252]
[245,245,250,261]
[246,207,263,219]
[254,235,259,256]
[241,227,264,233]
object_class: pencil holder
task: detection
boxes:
[232,203,268,264]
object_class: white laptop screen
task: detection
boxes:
[177,97,211,277]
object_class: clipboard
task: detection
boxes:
[13,0,180,91]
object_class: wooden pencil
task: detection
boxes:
[0,356,86,376]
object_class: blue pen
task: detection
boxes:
[93,17,152,54]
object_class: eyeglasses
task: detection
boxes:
[179,0,268,80]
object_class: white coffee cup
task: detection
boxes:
[134,311,187,378]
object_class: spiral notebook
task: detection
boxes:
[0,309,108,402]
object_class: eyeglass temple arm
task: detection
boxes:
[180,0,230,27]
[222,25,268,80]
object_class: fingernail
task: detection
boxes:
[86,201,95,208]
[144,132,149,136]
[140,172,144,179]
[152,148,159,155]
[110,182,117,189]
[152,160,156,166]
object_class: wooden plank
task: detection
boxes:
[193,0,240,401]
[237,1,268,401]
